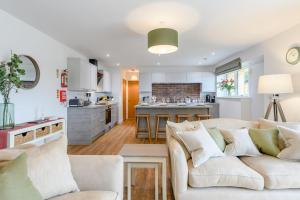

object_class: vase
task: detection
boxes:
[0,103,15,129]
[227,90,232,96]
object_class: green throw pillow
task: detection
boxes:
[0,153,43,200]
[207,128,226,152]
[249,128,280,157]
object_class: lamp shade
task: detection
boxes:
[148,28,178,54]
[258,74,293,94]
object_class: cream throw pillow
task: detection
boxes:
[176,122,224,167]
[0,135,79,199]
[277,126,300,161]
[220,128,261,156]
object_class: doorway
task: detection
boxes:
[122,79,127,121]
[127,81,139,119]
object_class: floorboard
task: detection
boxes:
[68,119,174,200]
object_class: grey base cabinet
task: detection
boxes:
[67,106,106,145]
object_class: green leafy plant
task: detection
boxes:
[218,79,235,95]
[0,53,25,128]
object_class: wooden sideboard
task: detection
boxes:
[0,118,65,149]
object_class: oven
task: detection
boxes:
[105,105,111,125]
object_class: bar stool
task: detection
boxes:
[136,114,152,143]
[196,114,211,120]
[155,114,170,142]
[176,114,191,123]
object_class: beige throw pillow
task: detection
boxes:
[176,123,224,167]
[0,135,79,199]
[277,126,300,161]
[220,128,261,156]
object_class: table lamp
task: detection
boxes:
[258,74,293,122]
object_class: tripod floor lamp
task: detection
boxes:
[258,74,293,122]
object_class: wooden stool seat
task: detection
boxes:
[176,114,191,123]
[196,114,211,120]
[155,114,170,142]
[136,114,152,143]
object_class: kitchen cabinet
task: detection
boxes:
[166,72,187,83]
[103,70,112,92]
[152,72,166,83]
[202,72,216,92]
[139,72,152,92]
[68,58,97,91]
[187,72,216,92]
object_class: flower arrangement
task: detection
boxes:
[218,79,235,95]
[0,53,25,129]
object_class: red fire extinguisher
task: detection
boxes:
[61,69,68,88]
[59,90,67,102]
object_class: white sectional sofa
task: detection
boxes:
[167,118,300,200]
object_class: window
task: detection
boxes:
[216,67,249,97]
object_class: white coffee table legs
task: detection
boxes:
[162,158,167,200]
[127,163,159,200]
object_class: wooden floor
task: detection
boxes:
[68,119,174,200]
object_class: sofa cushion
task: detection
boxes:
[0,153,43,200]
[240,155,300,189]
[188,156,264,190]
[220,128,261,156]
[249,128,281,157]
[50,191,117,200]
[176,123,224,167]
[258,118,300,150]
[0,136,79,199]
[277,126,300,161]
[207,128,226,151]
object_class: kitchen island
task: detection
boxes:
[135,103,219,139]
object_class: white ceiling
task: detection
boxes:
[1,0,300,68]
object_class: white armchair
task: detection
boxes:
[55,155,124,200]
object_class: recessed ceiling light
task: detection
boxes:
[116,63,120,66]
[157,62,160,65]
[106,53,110,57]
[198,61,202,65]
[211,52,216,56]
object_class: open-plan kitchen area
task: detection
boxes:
[1,1,300,200]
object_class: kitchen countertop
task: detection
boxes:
[135,103,213,109]
[68,102,118,109]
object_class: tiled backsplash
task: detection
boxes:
[152,83,201,101]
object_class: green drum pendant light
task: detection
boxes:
[148,28,178,54]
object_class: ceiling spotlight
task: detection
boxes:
[198,61,202,65]
[211,52,216,56]
[148,28,178,54]
[116,63,120,66]
[157,62,161,66]
[106,53,110,57]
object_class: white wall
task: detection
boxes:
[216,24,300,121]
[0,9,86,123]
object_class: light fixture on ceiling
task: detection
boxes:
[106,53,110,57]
[116,63,120,66]
[148,28,178,54]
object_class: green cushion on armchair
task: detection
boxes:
[0,153,42,200]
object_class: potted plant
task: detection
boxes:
[0,53,25,129]
[218,78,235,96]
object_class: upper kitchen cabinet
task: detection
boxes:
[102,70,112,92]
[139,72,152,92]
[201,72,216,92]
[166,72,187,83]
[68,58,97,91]
[187,72,216,92]
[152,72,166,83]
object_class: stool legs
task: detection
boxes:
[146,115,152,143]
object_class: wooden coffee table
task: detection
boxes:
[119,144,168,200]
